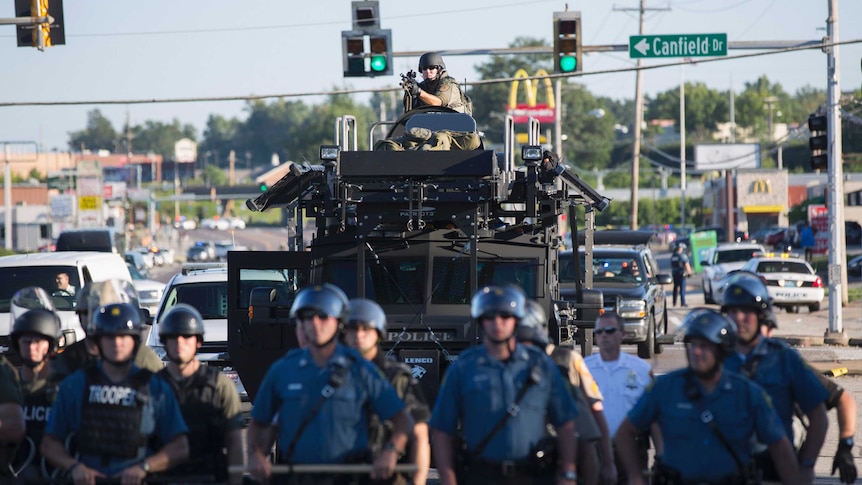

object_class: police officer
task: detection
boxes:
[429,285,578,485]
[517,300,615,485]
[247,284,413,485]
[42,303,189,485]
[720,272,828,484]
[51,281,164,381]
[9,303,62,482]
[157,303,244,485]
[344,298,431,485]
[760,308,858,484]
[0,355,24,480]
[402,52,468,113]
[615,308,798,485]
[669,243,691,307]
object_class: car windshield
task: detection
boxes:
[757,261,812,274]
[560,253,643,286]
[716,249,762,264]
[0,265,80,312]
[161,282,228,319]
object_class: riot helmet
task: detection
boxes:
[159,303,206,343]
[681,307,738,355]
[90,303,144,338]
[471,285,527,320]
[418,52,446,71]
[720,271,772,314]
[346,298,387,337]
[11,309,62,361]
[516,300,549,347]
[85,280,145,334]
[10,287,55,325]
[75,283,93,332]
[289,283,350,322]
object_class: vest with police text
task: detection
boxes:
[77,367,152,459]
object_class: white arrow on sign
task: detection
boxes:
[634,38,650,56]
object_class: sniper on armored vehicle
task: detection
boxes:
[227,99,611,413]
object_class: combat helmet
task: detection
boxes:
[159,303,206,343]
[418,52,446,71]
[471,285,527,320]
[720,271,772,313]
[289,283,350,322]
[11,308,62,356]
[90,303,144,338]
[516,299,549,347]
[681,307,738,354]
[346,298,387,337]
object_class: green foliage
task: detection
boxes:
[130,119,197,158]
[646,82,729,141]
[68,110,118,152]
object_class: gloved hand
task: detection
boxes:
[832,440,858,483]
[402,79,420,98]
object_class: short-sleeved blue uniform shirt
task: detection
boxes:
[627,368,785,481]
[429,343,578,462]
[724,337,828,441]
[251,344,405,464]
[45,363,188,476]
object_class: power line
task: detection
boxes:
[0,38,859,108]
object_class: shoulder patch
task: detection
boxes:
[438,83,451,93]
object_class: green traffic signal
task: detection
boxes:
[370,54,387,72]
[260,184,268,192]
[559,55,577,73]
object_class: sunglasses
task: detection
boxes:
[594,327,619,335]
[421,65,441,71]
[481,312,516,320]
[297,310,331,321]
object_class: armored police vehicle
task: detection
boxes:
[226,107,610,403]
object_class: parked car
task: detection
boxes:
[201,217,231,231]
[227,217,247,230]
[127,263,165,316]
[700,242,766,304]
[740,255,824,313]
[186,241,216,261]
[560,231,672,359]
[849,254,862,277]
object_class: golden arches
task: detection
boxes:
[508,69,555,110]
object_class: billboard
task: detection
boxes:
[694,143,760,171]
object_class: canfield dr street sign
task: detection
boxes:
[629,34,727,58]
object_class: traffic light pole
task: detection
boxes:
[826,0,848,337]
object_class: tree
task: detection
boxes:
[646,82,728,141]
[128,119,197,159]
[68,110,118,152]
[733,76,791,140]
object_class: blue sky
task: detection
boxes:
[1,0,860,153]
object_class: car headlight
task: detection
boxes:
[618,299,647,320]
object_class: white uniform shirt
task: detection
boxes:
[584,352,653,436]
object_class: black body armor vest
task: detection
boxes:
[77,367,152,459]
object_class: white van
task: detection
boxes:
[0,252,133,351]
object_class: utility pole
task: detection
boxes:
[614,0,670,230]
[826,0,848,337]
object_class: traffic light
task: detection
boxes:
[15,0,65,49]
[808,114,828,171]
[260,183,268,192]
[553,11,582,74]
[368,30,391,75]
[341,29,392,77]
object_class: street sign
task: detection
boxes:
[629,33,727,58]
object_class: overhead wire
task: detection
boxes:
[2,38,858,108]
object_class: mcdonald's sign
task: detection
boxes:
[750,179,771,194]
[506,69,556,124]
